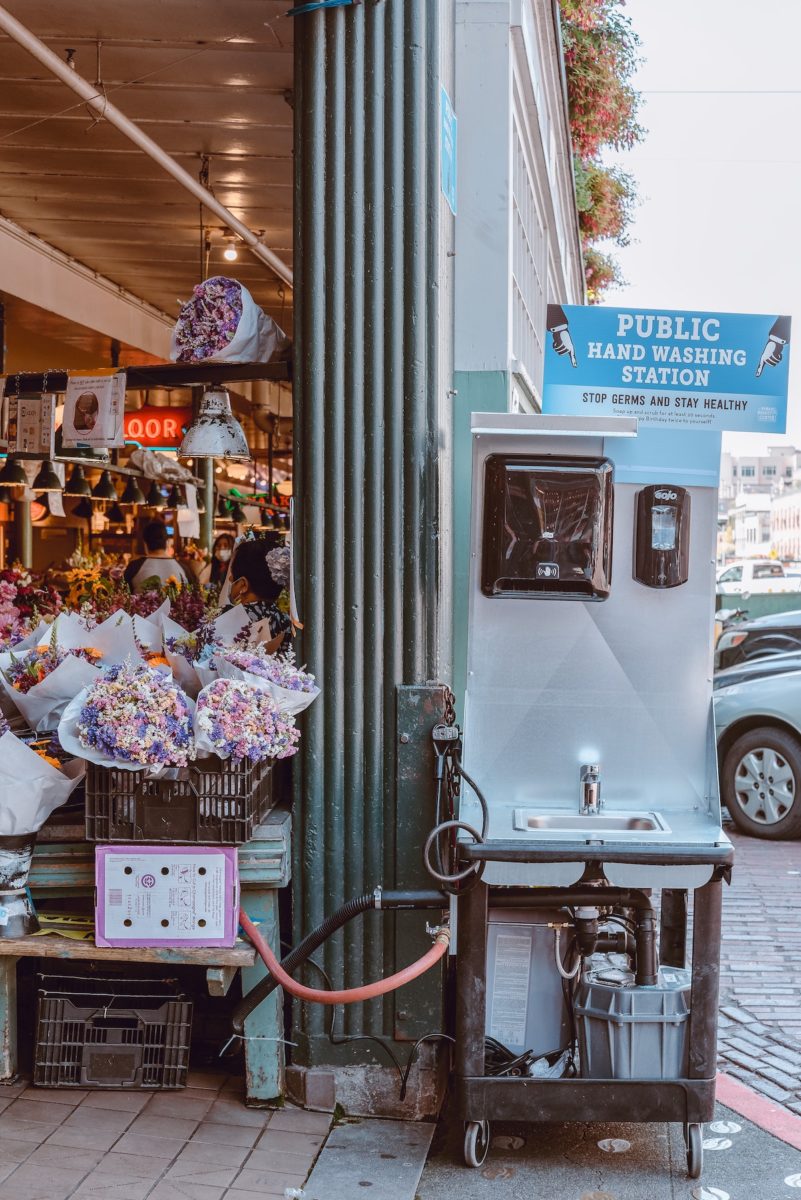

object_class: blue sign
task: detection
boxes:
[440,86,457,216]
[543,304,791,434]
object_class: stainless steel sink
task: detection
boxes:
[513,810,671,835]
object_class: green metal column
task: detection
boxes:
[292,0,454,1067]
[14,499,32,569]
[200,458,214,553]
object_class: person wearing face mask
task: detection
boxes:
[226,538,292,654]
[197,534,235,588]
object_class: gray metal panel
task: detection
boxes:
[292,1,454,1063]
[462,415,723,852]
[304,1118,434,1200]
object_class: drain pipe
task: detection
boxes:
[0,3,293,289]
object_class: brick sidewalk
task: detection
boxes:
[717,824,801,1115]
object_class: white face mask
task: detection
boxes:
[217,549,232,563]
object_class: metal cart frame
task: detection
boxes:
[454,839,734,1176]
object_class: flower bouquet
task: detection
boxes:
[58,662,194,772]
[90,608,165,667]
[194,678,299,763]
[169,276,288,365]
[0,729,84,835]
[0,624,103,732]
[212,644,319,717]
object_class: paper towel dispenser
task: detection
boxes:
[481,455,614,600]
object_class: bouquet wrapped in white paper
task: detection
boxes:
[59,662,194,773]
[169,276,288,365]
[194,678,299,763]
[211,645,319,717]
[0,625,103,732]
[0,731,84,835]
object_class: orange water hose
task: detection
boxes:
[239,908,450,1005]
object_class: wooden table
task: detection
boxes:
[0,806,291,1104]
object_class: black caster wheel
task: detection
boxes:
[463,1120,490,1168]
[685,1121,703,1179]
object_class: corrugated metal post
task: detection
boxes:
[292,0,455,1092]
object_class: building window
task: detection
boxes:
[763,465,776,476]
[740,466,755,477]
[511,98,547,394]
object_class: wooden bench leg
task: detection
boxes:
[0,957,18,1081]
[240,889,283,1105]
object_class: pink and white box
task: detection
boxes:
[95,845,239,948]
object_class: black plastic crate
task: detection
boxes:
[34,974,192,1089]
[85,755,273,844]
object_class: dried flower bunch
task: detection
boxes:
[78,663,194,768]
[196,678,299,763]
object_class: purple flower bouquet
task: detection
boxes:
[195,678,299,763]
[58,663,194,771]
[212,645,319,717]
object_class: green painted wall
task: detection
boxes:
[451,370,508,720]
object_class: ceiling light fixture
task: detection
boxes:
[107,502,126,525]
[223,236,238,262]
[120,476,146,506]
[92,470,118,503]
[146,480,165,508]
[178,387,249,460]
[0,457,27,488]
[32,461,63,493]
[72,497,93,520]
[64,465,92,497]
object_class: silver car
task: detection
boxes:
[715,662,801,839]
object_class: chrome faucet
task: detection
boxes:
[580,764,602,815]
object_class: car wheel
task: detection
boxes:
[722,727,801,839]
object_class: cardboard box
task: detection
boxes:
[95,845,239,948]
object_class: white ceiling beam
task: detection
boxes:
[0,215,173,358]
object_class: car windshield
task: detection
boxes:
[719,566,743,582]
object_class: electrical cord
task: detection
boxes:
[300,956,406,1091]
[302,957,456,1105]
[423,744,490,894]
[399,1033,455,1101]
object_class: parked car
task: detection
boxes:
[716,559,800,597]
[715,609,801,670]
[714,651,801,691]
[715,664,801,838]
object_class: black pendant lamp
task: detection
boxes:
[92,470,118,503]
[146,480,165,508]
[73,497,93,520]
[107,502,126,525]
[230,502,246,524]
[65,465,92,497]
[32,461,63,493]
[167,484,183,509]
[0,457,27,488]
[120,475,146,506]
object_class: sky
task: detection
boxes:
[600,0,801,455]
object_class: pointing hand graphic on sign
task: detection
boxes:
[547,304,578,368]
[756,315,791,377]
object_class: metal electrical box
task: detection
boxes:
[485,909,570,1058]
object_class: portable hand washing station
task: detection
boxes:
[447,411,732,1174]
